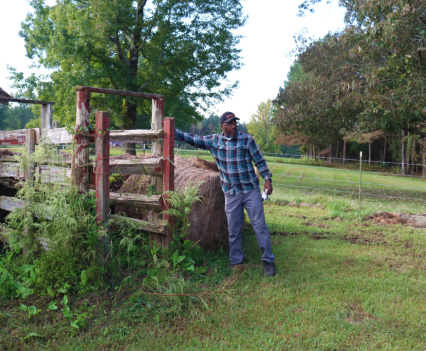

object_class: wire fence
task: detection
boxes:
[271,151,426,211]
[262,151,426,167]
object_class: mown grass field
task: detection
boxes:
[2,149,426,350]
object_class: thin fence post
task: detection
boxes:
[149,98,165,249]
[359,151,362,210]
[162,117,175,250]
[25,129,36,183]
[95,111,110,264]
[74,89,91,193]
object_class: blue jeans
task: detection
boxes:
[225,188,275,265]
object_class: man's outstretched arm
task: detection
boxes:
[175,129,213,150]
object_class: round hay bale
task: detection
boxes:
[114,156,228,251]
[174,157,228,251]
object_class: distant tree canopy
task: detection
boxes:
[0,104,35,131]
[10,0,246,137]
[248,99,280,154]
[274,0,426,168]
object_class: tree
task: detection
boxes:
[248,99,280,154]
[13,0,246,153]
[0,104,35,131]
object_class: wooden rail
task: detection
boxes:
[0,86,175,251]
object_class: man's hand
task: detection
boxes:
[264,180,273,195]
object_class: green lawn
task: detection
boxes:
[2,152,426,350]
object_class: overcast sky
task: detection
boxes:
[0,0,346,124]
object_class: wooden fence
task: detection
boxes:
[0,87,175,251]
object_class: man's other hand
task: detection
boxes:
[264,180,273,195]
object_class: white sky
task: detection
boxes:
[0,0,346,124]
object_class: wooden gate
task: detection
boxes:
[0,87,174,250]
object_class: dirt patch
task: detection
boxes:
[364,212,426,229]
[343,303,377,324]
[364,212,407,225]
[344,233,387,245]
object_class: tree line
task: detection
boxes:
[273,0,426,174]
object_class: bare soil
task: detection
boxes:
[363,212,426,228]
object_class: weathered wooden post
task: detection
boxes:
[162,117,175,249]
[41,104,53,141]
[95,111,110,263]
[150,98,164,248]
[25,129,36,182]
[74,88,91,193]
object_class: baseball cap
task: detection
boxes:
[220,112,240,124]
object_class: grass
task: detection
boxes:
[2,151,426,349]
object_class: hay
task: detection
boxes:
[174,156,228,251]
[114,175,151,220]
[115,156,228,251]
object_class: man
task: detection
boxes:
[175,112,275,276]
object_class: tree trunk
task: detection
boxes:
[314,145,317,161]
[368,137,371,166]
[328,144,333,165]
[411,138,416,175]
[383,132,387,162]
[422,152,426,178]
[123,98,138,155]
[335,141,339,160]
[343,139,347,166]
[402,130,406,174]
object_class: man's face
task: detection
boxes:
[220,119,238,136]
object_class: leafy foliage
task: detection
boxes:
[10,0,247,133]
[274,0,426,167]
[248,99,281,153]
[0,104,35,130]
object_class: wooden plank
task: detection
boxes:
[1,162,71,183]
[0,129,26,145]
[46,127,73,144]
[0,156,17,162]
[45,128,164,145]
[110,129,164,143]
[0,196,25,212]
[74,90,90,193]
[95,111,111,263]
[109,192,162,211]
[162,117,175,249]
[0,97,55,105]
[0,163,24,179]
[110,215,167,235]
[75,86,164,100]
[109,158,163,176]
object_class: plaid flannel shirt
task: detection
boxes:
[175,130,272,195]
